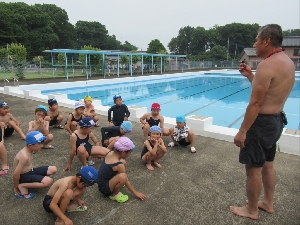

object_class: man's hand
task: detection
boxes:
[234,130,247,148]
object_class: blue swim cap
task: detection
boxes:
[113,95,122,101]
[176,115,186,123]
[149,125,162,133]
[37,105,48,113]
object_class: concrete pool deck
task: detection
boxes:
[0,93,299,225]
[1,71,299,156]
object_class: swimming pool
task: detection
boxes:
[41,71,300,130]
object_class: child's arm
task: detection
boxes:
[116,164,147,200]
[64,114,73,135]
[43,121,50,135]
[107,137,119,150]
[159,115,165,128]
[28,120,39,133]
[50,184,74,225]
[145,139,158,155]
[139,113,149,125]
[63,134,77,171]
[108,106,113,122]
[13,156,27,193]
[124,105,130,120]
[8,113,21,126]
[90,132,100,146]
[158,138,167,153]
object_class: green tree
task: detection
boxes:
[210,45,228,60]
[8,43,27,79]
[176,26,194,54]
[190,26,207,55]
[120,55,129,72]
[75,21,108,49]
[283,29,300,36]
[147,39,166,53]
[120,41,138,51]
[131,50,140,64]
[168,37,179,54]
[33,56,44,74]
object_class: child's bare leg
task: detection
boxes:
[141,152,154,171]
[90,146,110,159]
[0,142,8,169]
[18,177,53,194]
[153,150,165,169]
[162,127,170,136]
[93,115,99,123]
[44,115,51,122]
[77,146,89,167]
[56,115,64,126]
[43,134,54,147]
[8,121,25,139]
[143,124,150,141]
[109,173,128,196]
[70,121,77,133]
[46,166,57,175]
[187,130,195,147]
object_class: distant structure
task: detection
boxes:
[240,36,300,68]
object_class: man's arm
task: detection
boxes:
[234,65,272,148]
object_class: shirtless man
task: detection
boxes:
[43,166,98,225]
[13,131,57,199]
[230,24,295,220]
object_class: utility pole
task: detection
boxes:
[227,38,229,60]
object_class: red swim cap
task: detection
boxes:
[151,103,160,110]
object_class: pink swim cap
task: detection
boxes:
[114,137,135,151]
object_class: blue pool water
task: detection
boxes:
[42,73,300,130]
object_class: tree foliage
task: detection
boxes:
[147,39,166,54]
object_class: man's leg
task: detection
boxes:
[230,165,262,220]
[259,161,275,213]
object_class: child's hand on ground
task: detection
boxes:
[135,192,147,201]
[63,165,71,171]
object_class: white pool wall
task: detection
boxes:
[1,70,299,156]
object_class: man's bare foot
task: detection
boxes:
[246,200,274,214]
[153,162,162,168]
[230,206,259,220]
[146,164,154,171]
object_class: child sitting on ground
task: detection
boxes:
[101,121,133,147]
[43,166,98,225]
[141,126,167,171]
[0,101,26,140]
[108,95,130,127]
[97,137,147,203]
[45,98,64,129]
[28,105,54,149]
[65,101,85,135]
[168,115,196,153]
[83,96,100,127]
[13,131,57,199]
[139,102,169,141]
[0,122,9,176]
[63,117,109,171]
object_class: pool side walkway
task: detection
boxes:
[0,93,299,225]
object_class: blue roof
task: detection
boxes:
[43,49,186,58]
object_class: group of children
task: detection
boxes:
[0,95,196,225]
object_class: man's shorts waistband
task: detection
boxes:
[257,112,282,117]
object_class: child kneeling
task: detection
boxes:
[168,115,196,153]
[97,137,147,203]
[64,117,109,171]
[141,126,167,171]
[43,166,98,225]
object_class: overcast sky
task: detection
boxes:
[3,0,300,51]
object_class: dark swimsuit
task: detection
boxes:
[97,151,123,196]
[146,117,160,127]
[74,133,92,155]
[141,140,154,158]
[65,113,82,125]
